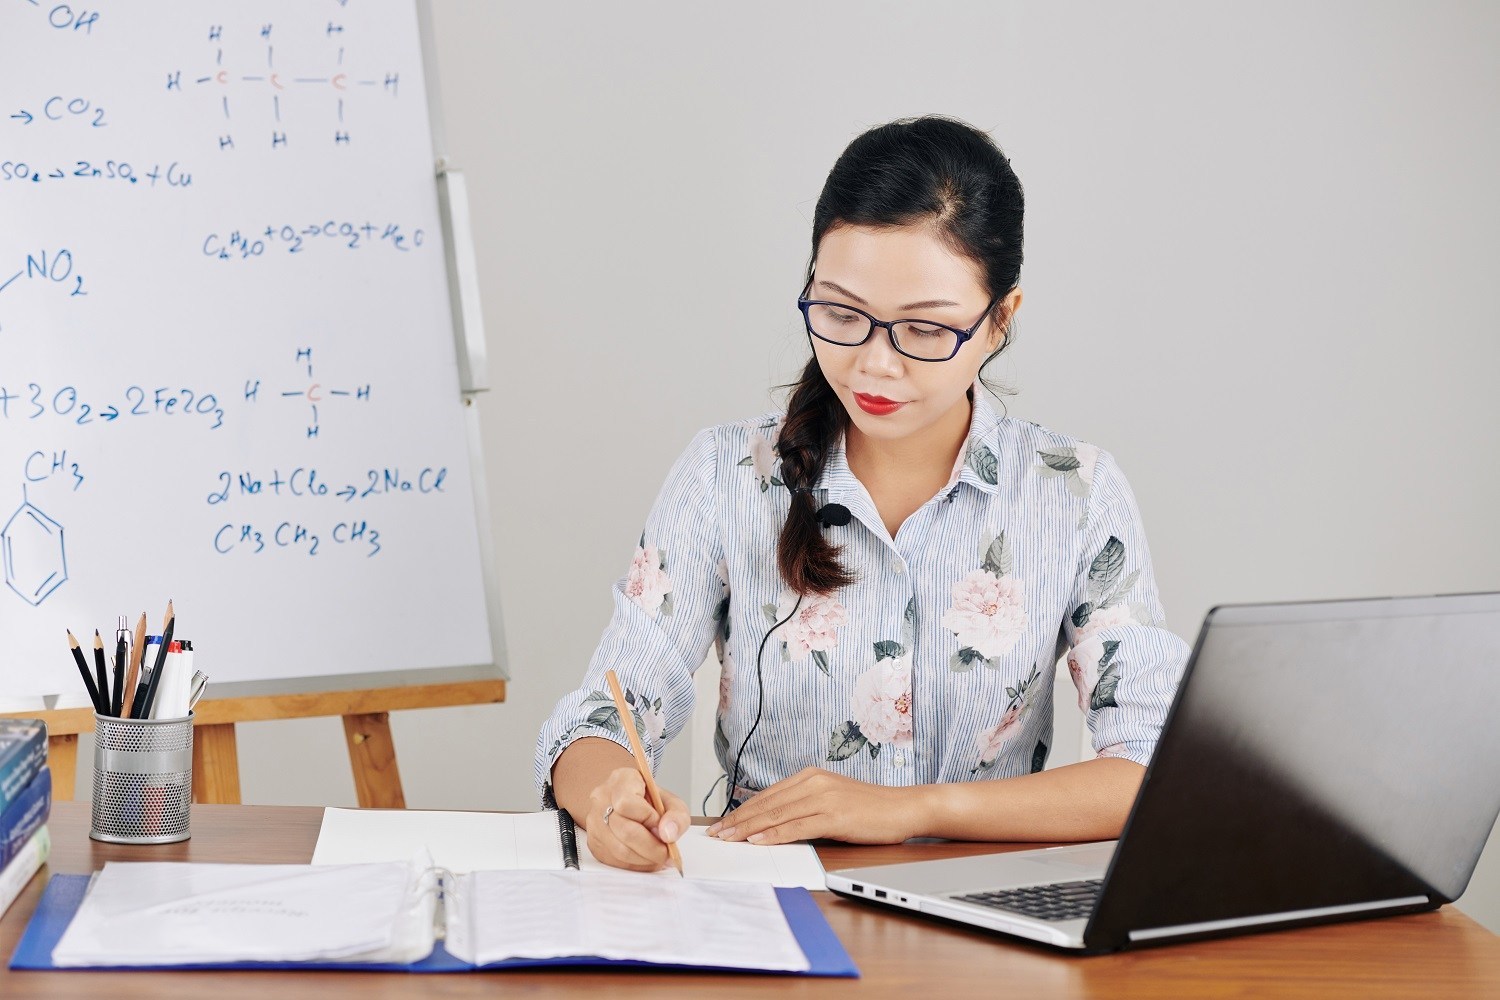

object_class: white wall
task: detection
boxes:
[192,0,1499,930]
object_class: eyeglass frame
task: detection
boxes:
[796,280,1003,363]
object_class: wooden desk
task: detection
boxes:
[3,801,1497,998]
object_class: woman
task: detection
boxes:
[537,116,1189,872]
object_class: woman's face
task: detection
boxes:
[808,222,1021,448]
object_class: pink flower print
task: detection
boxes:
[775,591,848,663]
[851,656,913,748]
[1067,604,1133,711]
[1067,638,1104,711]
[973,703,1024,769]
[713,556,732,712]
[941,569,1029,659]
[749,432,778,485]
[624,543,673,617]
[639,702,666,744]
[1073,442,1100,491]
[717,643,733,714]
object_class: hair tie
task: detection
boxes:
[789,486,813,496]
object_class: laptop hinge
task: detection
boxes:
[1127,895,1430,943]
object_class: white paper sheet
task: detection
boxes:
[311,808,827,889]
[312,807,566,873]
[578,826,825,889]
[449,869,810,972]
[51,860,435,967]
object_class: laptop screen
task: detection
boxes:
[1089,594,1500,944]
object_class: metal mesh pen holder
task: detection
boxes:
[91,712,194,844]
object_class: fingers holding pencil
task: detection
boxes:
[604,669,684,875]
[586,767,690,873]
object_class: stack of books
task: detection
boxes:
[1,719,52,919]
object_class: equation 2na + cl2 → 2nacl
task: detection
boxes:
[206,466,449,504]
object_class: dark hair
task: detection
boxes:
[776,116,1025,596]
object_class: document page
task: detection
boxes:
[50,860,436,966]
[580,826,826,889]
[450,869,810,972]
[312,807,565,873]
[312,808,826,888]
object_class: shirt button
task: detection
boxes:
[891,560,905,575]
[893,750,907,767]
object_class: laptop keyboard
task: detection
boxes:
[953,878,1103,922]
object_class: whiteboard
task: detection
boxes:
[0,1,502,702]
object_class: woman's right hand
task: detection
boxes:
[584,766,690,872]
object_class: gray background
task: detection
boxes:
[202,1,1500,930]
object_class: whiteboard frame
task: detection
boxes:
[30,0,509,707]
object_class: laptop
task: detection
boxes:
[825,593,1500,952]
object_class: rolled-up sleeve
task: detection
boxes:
[1062,451,1190,767]
[534,428,724,798]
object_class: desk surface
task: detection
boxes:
[2,801,1497,998]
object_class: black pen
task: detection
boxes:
[66,630,105,714]
[136,613,175,719]
[112,616,128,717]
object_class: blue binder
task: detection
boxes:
[10,874,859,977]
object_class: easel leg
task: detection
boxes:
[343,712,405,808]
[193,722,242,804]
[48,733,78,801]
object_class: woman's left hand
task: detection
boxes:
[706,767,928,845]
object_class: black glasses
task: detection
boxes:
[797,283,1001,362]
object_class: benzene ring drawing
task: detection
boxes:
[2,489,69,606]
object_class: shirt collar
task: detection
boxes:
[814,383,1003,499]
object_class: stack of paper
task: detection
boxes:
[44,858,812,973]
[51,860,437,967]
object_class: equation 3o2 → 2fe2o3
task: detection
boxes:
[0,384,225,430]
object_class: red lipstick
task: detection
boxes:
[854,393,906,416]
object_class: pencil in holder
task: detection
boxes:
[90,712,194,844]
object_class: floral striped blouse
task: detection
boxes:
[535,388,1190,804]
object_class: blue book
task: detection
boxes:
[0,719,47,819]
[0,768,52,871]
[11,873,858,977]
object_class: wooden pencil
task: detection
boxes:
[604,669,683,875]
[120,612,148,719]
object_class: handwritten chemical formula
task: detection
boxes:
[213,519,382,558]
[14,1,100,36]
[0,382,226,430]
[202,220,422,260]
[9,95,110,128]
[0,248,88,306]
[206,465,448,504]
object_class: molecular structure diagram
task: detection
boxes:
[244,346,371,439]
[166,19,401,151]
[1,484,68,606]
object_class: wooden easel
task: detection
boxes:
[0,678,506,808]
